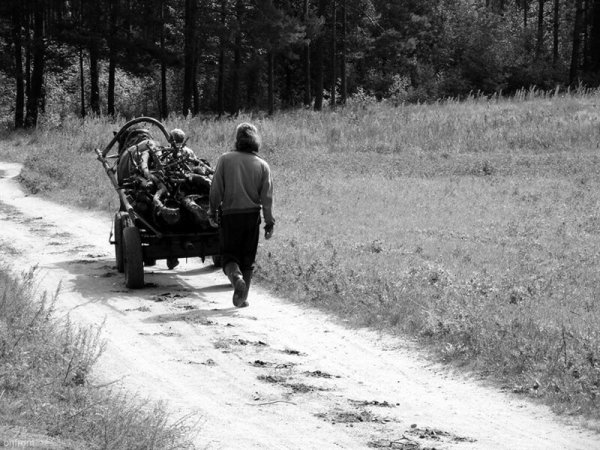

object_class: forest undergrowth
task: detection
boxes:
[2,89,600,421]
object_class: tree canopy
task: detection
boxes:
[1,0,600,127]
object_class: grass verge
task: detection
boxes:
[2,88,600,420]
[0,266,195,449]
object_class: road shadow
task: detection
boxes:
[143,306,241,324]
[178,265,223,276]
[53,255,230,314]
[194,283,232,293]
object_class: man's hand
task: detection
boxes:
[264,223,274,240]
[209,216,219,229]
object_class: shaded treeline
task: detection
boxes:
[2,0,600,127]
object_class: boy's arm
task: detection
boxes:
[260,163,275,227]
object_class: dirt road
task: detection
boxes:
[0,161,598,450]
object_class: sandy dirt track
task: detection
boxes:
[0,161,599,450]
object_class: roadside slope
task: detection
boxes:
[0,161,598,450]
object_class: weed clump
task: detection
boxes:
[0,267,195,449]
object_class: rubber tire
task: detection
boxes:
[123,227,144,289]
[114,212,129,273]
[212,255,222,267]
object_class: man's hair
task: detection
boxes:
[235,123,261,153]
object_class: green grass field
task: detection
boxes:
[3,89,600,419]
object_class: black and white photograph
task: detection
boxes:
[1,0,600,448]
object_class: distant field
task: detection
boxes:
[3,89,600,418]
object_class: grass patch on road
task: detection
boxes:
[0,266,195,449]
[2,89,600,419]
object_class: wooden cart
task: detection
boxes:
[95,117,220,288]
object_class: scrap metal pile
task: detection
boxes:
[115,128,215,233]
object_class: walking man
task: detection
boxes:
[209,123,275,307]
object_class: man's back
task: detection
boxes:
[210,151,273,224]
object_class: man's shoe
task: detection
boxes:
[167,258,179,270]
[232,277,248,307]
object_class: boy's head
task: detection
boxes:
[235,123,261,153]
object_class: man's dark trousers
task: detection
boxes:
[220,211,261,273]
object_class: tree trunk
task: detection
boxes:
[25,0,45,128]
[340,0,346,105]
[313,50,323,110]
[231,36,241,115]
[303,0,311,107]
[78,0,85,118]
[570,0,585,85]
[183,0,197,115]
[25,9,31,108]
[536,0,544,57]
[108,0,119,117]
[12,2,25,128]
[313,0,326,111]
[107,54,116,117]
[79,47,86,118]
[217,0,226,117]
[86,0,101,115]
[330,0,336,108]
[160,0,168,119]
[89,40,100,114]
[231,0,243,115]
[589,0,600,71]
[267,51,274,116]
[584,0,590,68]
[161,63,168,119]
[284,64,293,108]
[246,60,259,108]
[553,0,559,65]
[217,48,225,116]
[523,0,529,28]
[193,61,200,115]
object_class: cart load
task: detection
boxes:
[95,117,221,289]
[115,127,214,232]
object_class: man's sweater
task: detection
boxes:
[209,150,274,226]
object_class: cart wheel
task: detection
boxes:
[114,212,128,273]
[211,255,222,267]
[123,227,144,289]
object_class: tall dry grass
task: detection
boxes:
[0,266,195,449]
[2,88,600,418]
